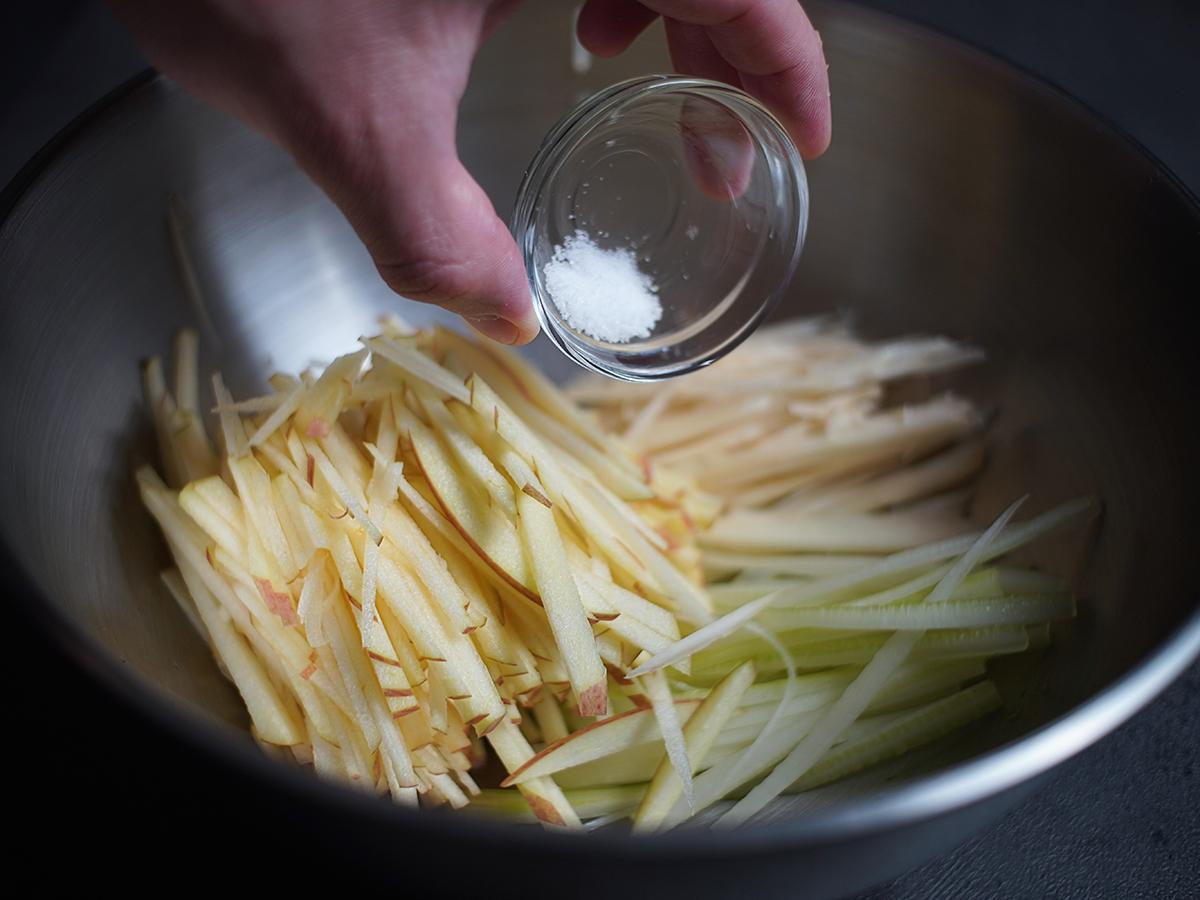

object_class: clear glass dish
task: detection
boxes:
[512,75,808,381]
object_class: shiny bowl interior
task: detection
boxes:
[2,1,1199,895]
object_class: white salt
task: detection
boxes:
[543,230,663,343]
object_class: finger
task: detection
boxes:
[369,158,538,345]
[664,18,741,84]
[482,0,523,41]
[679,95,756,200]
[640,1,831,157]
[297,108,538,345]
[665,22,752,198]
[255,4,538,344]
[577,0,661,56]
[712,3,830,158]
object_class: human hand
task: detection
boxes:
[109,1,830,345]
[578,0,831,159]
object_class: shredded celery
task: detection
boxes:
[789,680,1003,792]
[719,498,1023,825]
[628,498,1091,679]
[763,593,1075,631]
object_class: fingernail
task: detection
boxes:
[466,315,520,345]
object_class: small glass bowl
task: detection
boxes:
[512,75,808,382]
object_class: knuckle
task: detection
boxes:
[376,256,477,310]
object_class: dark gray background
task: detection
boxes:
[3,1,1197,896]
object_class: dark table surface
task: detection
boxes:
[3,1,1197,896]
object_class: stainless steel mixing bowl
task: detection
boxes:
[2,2,1198,896]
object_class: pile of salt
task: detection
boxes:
[543,230,662,343]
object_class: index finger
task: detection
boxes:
[640,0,831,157]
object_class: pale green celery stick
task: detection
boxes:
[724,658,987,736]
[765,755,918,820]
[708,581,802,612]
[722,686,843,734]
[764,592,1075,631]
[648,667,993,830]
[840,563,953,609]
[688,627,1028,683]
[635,661,756,830]
[659,709,819,828]
[918,626,1030,660]
[782,564,1054,613]
[673,667,859,705]
[628,497,1092,679]
[708,562,1045,616]
[680,659,980,710]
[703,551,881,581]
[643,670,694,811]
[697,506,970,554]
[866,658,987,713]
[721,629,926,826]
[715,710,824,756]
[788,680,1002,792]
[557,742,668,789]
[472,784,646,820]
[760,567,1065,626]
[843,563,1063,609]
[955,565,1065,598]
[660,626,801,826]
[838,709,911,744]
[690,628,860,677]
[654,696,974,827]
[719,498,1024,826]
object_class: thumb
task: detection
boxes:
[367,154,539,346]
[290,102,539,346]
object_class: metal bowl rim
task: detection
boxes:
[3,3,1199,858]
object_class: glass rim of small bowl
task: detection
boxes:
[511,74,808,383]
